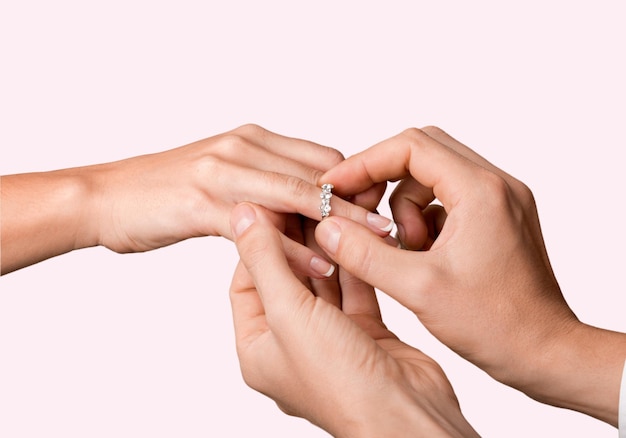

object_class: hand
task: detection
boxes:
[314,126,626,426]
[229,202,479,438]
[1,124,391,274]
[86,124,390,251]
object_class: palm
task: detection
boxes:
[232,256,459,420]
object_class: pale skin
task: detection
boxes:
[313,126,626,428]
[229,202,480,438]
[4,123,624,433]
[0,124,392,275]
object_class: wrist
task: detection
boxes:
[505,320,626,426]
[67,166,102,251]
[336,385,478,438]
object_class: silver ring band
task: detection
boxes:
[320,183,334,219]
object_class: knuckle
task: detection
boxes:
[321,146,345,167]
[513,179,537,210]
[402,127,430,154]
[259,170,283,188]
[258,172,314,209]
[417,257,444,292]
[307,144,345,175]
[401,126,449,149]
[420,125,447,137]
[471,170,542,232]
[307,168,325,186]
[339,271,366,290]
[479,171,536,219]
[480,171,512,206]
[233,123,267,137]
[193,154,222,178]
[401,126,423,139]
[283,174,312,199]
[340,235,376,280]
[213,133,249,158]
[238,227,270,267]
[404,257,445,312]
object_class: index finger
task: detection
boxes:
[321,128,486,210]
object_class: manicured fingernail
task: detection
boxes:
[318,220,341,254]
[233,204,256,238]
[367,212,394,233]
[310,256,335,278]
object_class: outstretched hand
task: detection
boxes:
[1,124,390,274]
[84,124,389,252]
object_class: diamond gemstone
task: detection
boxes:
[320,184,334,219]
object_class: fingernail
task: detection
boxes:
[367,212,394,233]
[233,204,256,238]
[396,223,406,247]
[310,256,335,278]
[318,220,342,254]
[383,235,400,248]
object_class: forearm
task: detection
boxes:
[0,169,97,274]
[512,322,626,427]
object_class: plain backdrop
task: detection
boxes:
[1,1,625,437]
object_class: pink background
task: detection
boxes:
[1,1,625,436]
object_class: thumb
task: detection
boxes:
[315,217,439,311]
[231,203,315,322]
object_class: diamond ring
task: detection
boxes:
[320,183,334,219]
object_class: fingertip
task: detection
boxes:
[310,256,335,278]
[396,218,429,251]
[316,155,373,199]
[315,218,342,255]
[366,212,395,234]
[231,202,257,239]
[317,168,331,186]
[316,216,411,297]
